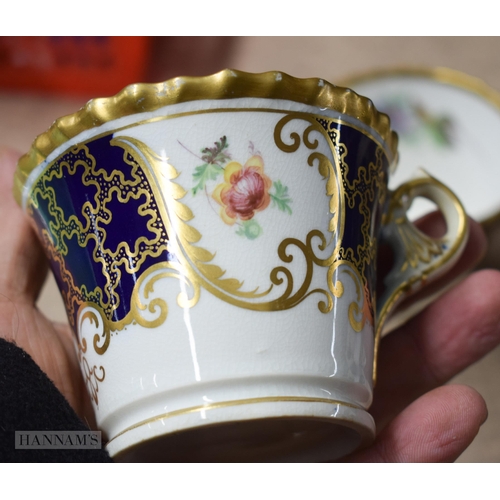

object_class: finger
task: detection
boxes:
[345,385,487,462]
[371,267,500,430]
[0,148,48,304]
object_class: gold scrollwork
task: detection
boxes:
[117,110,382,334]
[115,134,343,316]
[77,330,105,406]
[31,110,389,361]
[273,112,385,331]
[29,143,171,325]
[384,186,445,272]
[75,261,201,357]
[396,219,445,272]
[274,113,342,240]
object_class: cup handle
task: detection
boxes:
[374,170,469,377]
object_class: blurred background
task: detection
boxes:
[1,36,499,462]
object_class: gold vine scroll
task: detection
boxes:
[49,110,378,358]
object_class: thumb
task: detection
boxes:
[0,148,48,303]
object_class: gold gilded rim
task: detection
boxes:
[104,395,366,449]
[13,68,398,206]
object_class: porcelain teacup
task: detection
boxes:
[14,69,468,461]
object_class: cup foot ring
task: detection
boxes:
[107,399,375,462]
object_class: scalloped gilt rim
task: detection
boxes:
[13,68,398,206]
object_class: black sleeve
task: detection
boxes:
[0,337,113,462]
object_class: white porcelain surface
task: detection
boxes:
[347,70,500,223]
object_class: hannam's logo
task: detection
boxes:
[15,431,102,450]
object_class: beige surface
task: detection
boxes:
[4,36,500,462]
[230,37,500,86]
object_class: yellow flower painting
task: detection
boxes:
[188,136,292,240]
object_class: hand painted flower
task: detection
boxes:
[212,155,273,225]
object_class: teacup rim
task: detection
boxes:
[13,68,398,206]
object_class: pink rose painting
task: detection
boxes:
[188,136,291,239]
[213,156,272,220]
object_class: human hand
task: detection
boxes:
[344,213,500,462]
[2,146,500,461]
[0,148,96,429]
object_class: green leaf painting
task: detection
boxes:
[188,136,292,240]
[270,180,292,214]
[235,219,263,240]
[192,136,230,195]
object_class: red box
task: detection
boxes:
[0,36,151,97]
